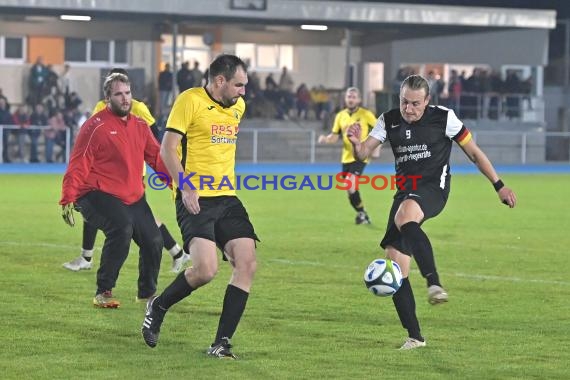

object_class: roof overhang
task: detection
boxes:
[0,0,557,29]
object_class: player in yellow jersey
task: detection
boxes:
[62,68,190,275]
[318,87,378,224]
[141,55,258,360]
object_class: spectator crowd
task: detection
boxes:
[2,57,85,163]
[1,59,537,164]
[393,66,534,120]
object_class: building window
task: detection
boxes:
[160,34,210,74]
[0,36,26,62]
[5,38,23,59]
[114,40,127,63]
[65,38,87,62]
[90,40,110,62]
[65,38,128,65]
[236,43,293,71]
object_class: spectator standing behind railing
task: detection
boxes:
[243,71,262,118]
[427,71,444,105]
[265,73,278,90]
[190,61,204,88]
[311,85,331,122]
[55,94,67,113]
[59,64,73,98]
[158,63,173,116]
[0,88,10,112]
[45,64,60,99]
[29,103,48,163]
[245,71,261,99]
[462,69,483,119]
[296,83,311,120]
[489,70,504,120]
[12,105,31,162]
[29,56,47,105]
[278,66,295,116]
[45,110,66,163]
[265,73,287,119]
[521,75,533,110]
[505,70,522,119]
[1,98,14,163]
[447,70,462,113]
[42,86,59,116]
[63,108,80,149]
[480,70,493,119]
[66,92,82,111]
[176,61,193,93]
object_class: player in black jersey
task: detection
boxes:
[347,74,516,350]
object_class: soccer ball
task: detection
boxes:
[364,258,403,296]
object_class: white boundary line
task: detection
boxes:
[2,241,568,286]
[268,258,570,286]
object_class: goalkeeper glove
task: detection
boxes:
[62,203,75,227]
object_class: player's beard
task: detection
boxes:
[219,86,241,107]
[110,100,132,117]
[221,95,240,107]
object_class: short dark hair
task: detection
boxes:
[401,74,430,97]
[208,54,247,82]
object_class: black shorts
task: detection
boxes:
[176,195,259,259]
[341,161,366,177]
[380,186,449,253]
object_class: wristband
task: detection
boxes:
[493,179,504,192]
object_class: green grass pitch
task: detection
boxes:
[0,173,569,379]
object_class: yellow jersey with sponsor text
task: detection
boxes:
[166,87,245,196]
[331,107,376,164]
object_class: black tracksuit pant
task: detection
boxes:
[76,191,162,298]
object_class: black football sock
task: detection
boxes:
[159,223,183,258]
[400,221,441,287]
[156,271,194,310]
[349,191,364,212]
[214,284,249,344]
[392,277,423,341]
[159,223,177,251]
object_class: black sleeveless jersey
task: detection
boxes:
[370,105,471,191]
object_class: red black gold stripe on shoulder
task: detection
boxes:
[453,125,472,146]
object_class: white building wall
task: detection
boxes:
[131,40,156,88]
[0,64,27,106]
[294,45,361,90]
[213,43,360,91]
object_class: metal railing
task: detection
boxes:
[377,92,544,123]
[2,125,569,165]
[236,128,570,165]
[0,124,71,163]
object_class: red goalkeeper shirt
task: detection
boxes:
[60,107,168,205]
